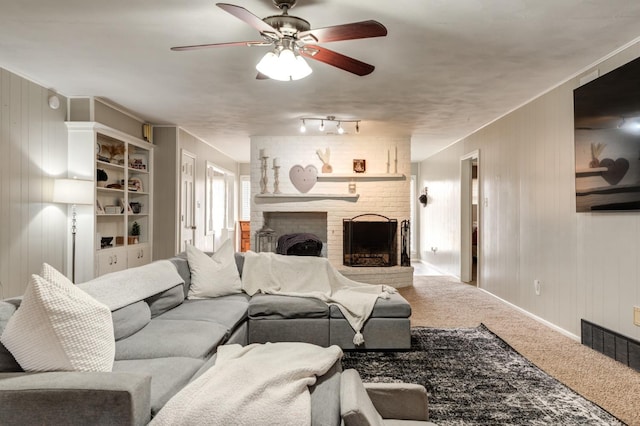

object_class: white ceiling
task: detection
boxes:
[2,0,640,162]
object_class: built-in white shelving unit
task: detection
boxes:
[67,122,154,279]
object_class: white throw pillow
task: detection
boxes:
[0,264,115,372]
[187,240,242,299]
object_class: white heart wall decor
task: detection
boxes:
[289,164,318,193]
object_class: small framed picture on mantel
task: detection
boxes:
[353,159,366,173]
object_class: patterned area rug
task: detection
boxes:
[342,325,624,425]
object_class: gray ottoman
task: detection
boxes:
[329,292,411,350]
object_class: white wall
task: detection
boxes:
[419,41,640,339]
[0,68,69,297]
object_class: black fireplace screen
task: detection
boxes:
[343,214,397,267]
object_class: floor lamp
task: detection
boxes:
[53,178,93,283]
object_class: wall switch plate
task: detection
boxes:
[534,280,541,296]
[634,307,640,327]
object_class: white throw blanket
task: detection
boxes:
[241,252,396,345]
[78,260,184,310]
[151,342,343,426]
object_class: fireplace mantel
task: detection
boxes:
[255,193,359,201]
[318,173,405,181]
[250,135,410,274]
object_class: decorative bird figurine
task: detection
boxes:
[316,148,332,173]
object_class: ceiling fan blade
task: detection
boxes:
[216,3,282,38]
[301,45,375,76]
[171,41,269,51]
[298,20,387,44]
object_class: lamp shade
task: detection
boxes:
[53,178,93,205]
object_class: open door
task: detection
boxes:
[180,150,196,251]
[461,151,480,285]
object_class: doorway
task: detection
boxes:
[461,151,480,285]
[180,150,196,251]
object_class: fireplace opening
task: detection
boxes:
[343,214,397,267]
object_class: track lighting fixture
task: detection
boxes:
[298,116,361,134]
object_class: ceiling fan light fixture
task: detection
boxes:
[278,48,297,69]
[292,55,312,80]
[256,50,280,78]
[256,46,312,81]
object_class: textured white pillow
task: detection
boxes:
[0,264,115,372]
[187,240,242,299]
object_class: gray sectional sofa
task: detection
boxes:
[0,252,419,425]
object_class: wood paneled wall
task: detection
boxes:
[0,68,68,298]
[419,41,640,339]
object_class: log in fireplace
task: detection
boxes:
[343,214,397,267]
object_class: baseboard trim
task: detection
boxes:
[412,259,452,277]
[479,288,580,342]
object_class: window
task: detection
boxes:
[205,162,235,236]
[240,175,250,221]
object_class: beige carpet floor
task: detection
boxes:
[400,275,640,426]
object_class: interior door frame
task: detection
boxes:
[180,149,197,251]
[460,150,480,284]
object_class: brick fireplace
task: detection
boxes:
[250,135,412,287]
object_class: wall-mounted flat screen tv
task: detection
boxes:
[574,56,640,212]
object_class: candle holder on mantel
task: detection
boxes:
[272,165,281,194]
[260,155,269,194]
[394,146,398,173]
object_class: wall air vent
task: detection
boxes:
[581,319,640,372]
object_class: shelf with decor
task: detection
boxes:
[317,173,405,181]
[575,167,608,175]
[67,121,154,280]
[255,193,360,201]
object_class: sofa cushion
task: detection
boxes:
[145,284,184,318]
[330,292,411,319]
[168,255,191,299]
[310,360,342,426]
[113,357,204,416]
[249,294,329,319]
[115,319,228,360]
[341,369,385,426]
[1,265,114,372]
[187,241,242,299]
[156,295,249,331]
[170,252,245,298]
[0,301,21,372]
[234,252,245,277]
[112,301,151,341]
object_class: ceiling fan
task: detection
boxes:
[170,0,387,81]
